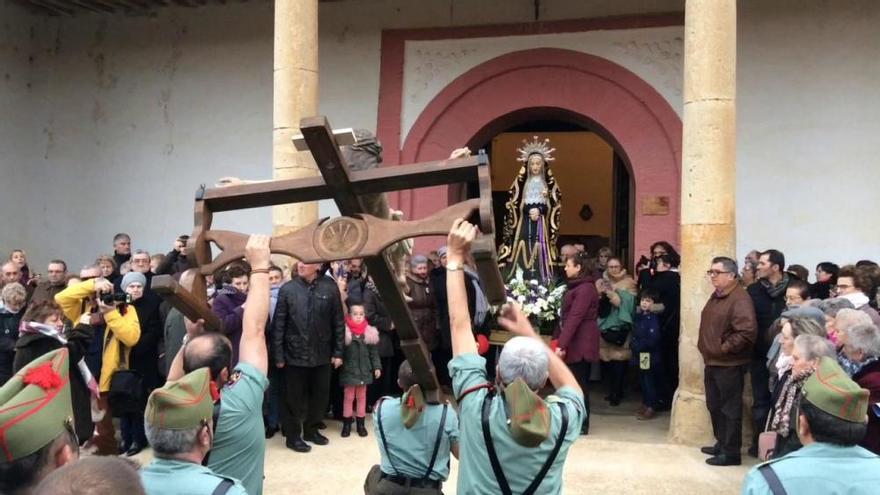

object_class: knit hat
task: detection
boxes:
[781,306,826,328]
[121,271,147,291]
[145,368,217,430]
[504,377,550,447]
[0,348,73,461]
[802,357,869,423]
[437,246,448,258]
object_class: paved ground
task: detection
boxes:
[132,397,757,494]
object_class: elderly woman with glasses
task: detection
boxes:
[840,323,880,455]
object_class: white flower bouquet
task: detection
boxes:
[498,268,566,335]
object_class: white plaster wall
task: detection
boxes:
[400,27,683,146]
[3,0,877,277]
[0,1,42,254]
[0,0,683,270]
[736,0,880,274]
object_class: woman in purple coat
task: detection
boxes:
[555,252,600,434]
[212,264,249,367]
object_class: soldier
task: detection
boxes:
[0,348,80,495]
[164,235,271,495]
[742,357,880,494]
[445,219,585,494]
[140,367,246,495]
[367,360,460,494]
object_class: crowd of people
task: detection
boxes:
[1,224,879,494]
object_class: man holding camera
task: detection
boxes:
[55,268,141,455]
[156,235,193,277]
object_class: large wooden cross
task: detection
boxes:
[152,116,505,403]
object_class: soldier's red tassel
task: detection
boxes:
[23,363,62,390]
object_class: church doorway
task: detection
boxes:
[460,111,633,268]
[392,49,681,267]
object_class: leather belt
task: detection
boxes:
[380,473,442,489]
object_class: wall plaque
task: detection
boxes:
[642,196,670,216]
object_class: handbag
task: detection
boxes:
[107,337,143,417]
[758,413,778,461]
[600,324,631,347]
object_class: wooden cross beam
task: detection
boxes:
[151,115,504,403]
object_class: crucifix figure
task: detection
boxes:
[152,116,505,403]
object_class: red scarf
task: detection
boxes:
[346,316,368,336]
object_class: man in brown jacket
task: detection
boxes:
[28,260,68,307]
[697,256,757,466]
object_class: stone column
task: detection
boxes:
[273,0,319,236]
[669,0,737,445]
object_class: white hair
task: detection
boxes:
[845,323,880,359]
[834,309,873,334]
[497,336,549,390]
[145,422,200,457]
[793,334,835,362]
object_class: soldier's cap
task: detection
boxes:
[504,377,550,448]
[145,367,217,430]
[0,348,73,462]
[802,356,869,423]
[401,385,426,429]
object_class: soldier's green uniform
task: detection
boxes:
[742,357,880,495]
[0,348,76,494]
[209,362,269,495]
[450,353,584,495]
[372,393,460,493]
[140,367,248,495]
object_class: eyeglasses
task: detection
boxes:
[831,284,852,292]
[706,270,732,277]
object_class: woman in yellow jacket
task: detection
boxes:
[55,274,140,455]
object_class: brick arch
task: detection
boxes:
[397,48,682,258]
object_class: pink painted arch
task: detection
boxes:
[398,48,682,259]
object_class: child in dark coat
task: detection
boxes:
[631,288,665,420]
[340,303,381,437]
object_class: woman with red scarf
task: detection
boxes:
[340,303,382,437]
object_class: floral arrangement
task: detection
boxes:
[501,268,566,335]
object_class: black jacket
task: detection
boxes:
[14,324,95,444]
[362,285,396,359]
[0,307,24,385]
[271,276,345,367]
[747,277,789,358]
[130,295,164,393]
[155,250,192,277]
[431,267,484,351]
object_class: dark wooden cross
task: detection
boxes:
[152,116,505,403]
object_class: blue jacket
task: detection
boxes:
[631,309,662,354]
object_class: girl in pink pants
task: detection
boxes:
[340,304,381,437]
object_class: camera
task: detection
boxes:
[100,292,131,305]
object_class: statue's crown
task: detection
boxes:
[517,136,555,163]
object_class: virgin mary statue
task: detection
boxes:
[497,136,562,284]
